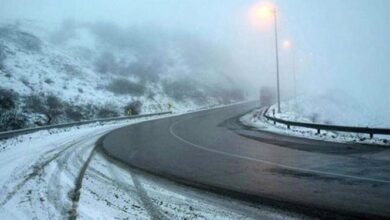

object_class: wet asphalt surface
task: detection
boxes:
[101,102,390,219]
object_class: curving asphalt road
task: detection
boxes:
[100,101,390,219]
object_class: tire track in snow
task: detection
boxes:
[43,130,109,218]
[0,138,84,207]
[46,140,88,217]
[130,173,169,220]
[67,144,98,220]
[0,120,151,218]
[101,150,169,220]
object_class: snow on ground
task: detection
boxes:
[0,113,307,220]
[241,96,390,145]
[271,93,390,128]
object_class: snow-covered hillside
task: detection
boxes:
[271,92,390,128]
[0,23,245,131]
[242,92,390,145]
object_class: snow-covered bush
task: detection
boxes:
[309,113,320,123]
[94,51,117,74]
[25,94,47,115]
[96,105,119,118]
[0,89,26,131]
[209,87,244,104]
[129,62,161,83]
[44,78,54,84]
[0,88,18,110]
[0,27,42,52]
[106,78,145,96]
[0,110,26,131]
[61,63,82,76]
[46,95,64,122]
[162,79,207,104]
[64,104,85,122]
[0,45,6,71]
[24,94,64,125]
[124,101,143,115]
[17,31,42,52]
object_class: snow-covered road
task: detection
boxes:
[0,116,303,220]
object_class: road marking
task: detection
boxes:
[169,113,390,185]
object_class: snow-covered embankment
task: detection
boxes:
[241,95,390,145]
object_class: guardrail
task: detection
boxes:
[263,108,390,139]
[0,111,172,140]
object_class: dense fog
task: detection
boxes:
[1,0,389,123]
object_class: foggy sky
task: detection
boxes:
[1,0,389,111]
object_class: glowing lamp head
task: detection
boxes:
[248,2,275,30]
[283,40,291,49]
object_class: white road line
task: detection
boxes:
[169,112,390,185]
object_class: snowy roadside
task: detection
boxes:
[241,107,390,146]
[0,115,164,219]
[0,107,306,220]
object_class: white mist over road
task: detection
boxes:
[1,0,389,123]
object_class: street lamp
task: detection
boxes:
[249,3,281,113]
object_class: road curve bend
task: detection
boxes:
[100,102,390,219]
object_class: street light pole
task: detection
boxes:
[273,8,281,113]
